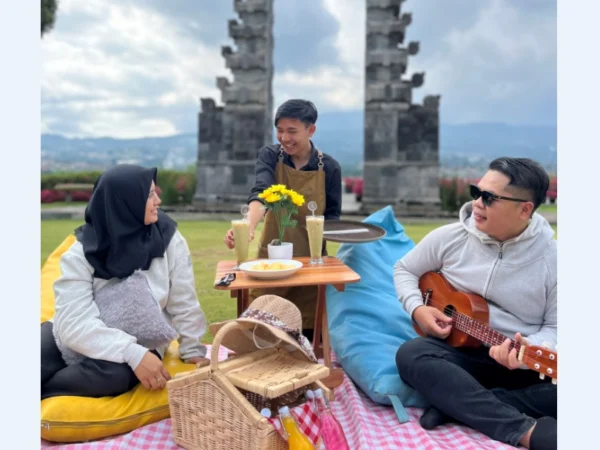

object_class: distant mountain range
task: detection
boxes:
[41,111,556,175]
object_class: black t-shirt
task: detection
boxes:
[248,142,342,220]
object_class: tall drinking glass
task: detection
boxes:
[232,219,250,270]
[306,215,324,265]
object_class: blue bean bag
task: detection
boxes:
[326,206,430,422]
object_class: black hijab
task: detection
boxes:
[74,165,177,280]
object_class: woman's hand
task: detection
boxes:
[134,351,171,390]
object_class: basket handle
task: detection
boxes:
[210,321,245,371]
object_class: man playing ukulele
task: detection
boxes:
[394,157,556,450]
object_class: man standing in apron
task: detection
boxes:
[224,99,342,339]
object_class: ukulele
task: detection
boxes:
[414,271,557,384]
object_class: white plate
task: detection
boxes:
[239,259,303,280]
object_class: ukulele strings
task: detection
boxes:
[420,297,557,364]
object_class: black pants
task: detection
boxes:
[396,337,557,448]
[41,321,148,400]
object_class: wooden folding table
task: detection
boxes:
[214,256,360,389]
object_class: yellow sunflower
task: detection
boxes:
[264,192,282,203]
[290,192,305,207]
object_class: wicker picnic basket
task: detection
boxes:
[167,321,331,450]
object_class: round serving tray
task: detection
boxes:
[322,220,386,243]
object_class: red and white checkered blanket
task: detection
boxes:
[41,348,514,450]
[268,400,322,446]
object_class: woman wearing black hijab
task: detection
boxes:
[41,165,207,399]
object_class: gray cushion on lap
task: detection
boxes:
[56,271,177,365]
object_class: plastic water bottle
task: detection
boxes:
[260,408,272,419]
[278,406,315,450]
[314,389,350,450]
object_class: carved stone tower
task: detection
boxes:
[363,0,441,215]
[194,0,274,211]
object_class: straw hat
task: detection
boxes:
[209,295,317,362]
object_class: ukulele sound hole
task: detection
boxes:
[443,305,455,318]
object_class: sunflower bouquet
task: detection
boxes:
[258,184,305,245]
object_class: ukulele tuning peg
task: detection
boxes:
[539,373,545,380]
[551,378,557,385]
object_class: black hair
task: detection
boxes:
[274,99,318,127]
[488,157,550,211]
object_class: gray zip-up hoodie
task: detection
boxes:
[394,202,557,349]
[51,230,208,371]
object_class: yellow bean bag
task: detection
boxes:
[41,235,198,443]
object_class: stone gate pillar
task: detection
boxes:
[194,0,274,211]
[363,0,441,215]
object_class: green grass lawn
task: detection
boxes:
[41,219,557,343]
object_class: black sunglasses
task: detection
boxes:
[469,184,530,207]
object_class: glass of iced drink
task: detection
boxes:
[232,219,250,270]
[306,215,324,265]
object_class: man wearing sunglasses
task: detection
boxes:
[393,157,556,450]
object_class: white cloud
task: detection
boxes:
[41,0,556,138]
[275,66,362,110]
[79,115,177,138]
[409,0,556,124]
[158,92,183,107]
[57,0,105,16]
[273,0,365,111]
[322,0,365,69]
[41,0,228,138]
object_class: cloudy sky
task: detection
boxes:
[41,0,556,139]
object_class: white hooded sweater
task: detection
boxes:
[51,230,208,370]
[394,202,557,349]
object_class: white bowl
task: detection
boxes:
[239,259,303,280]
